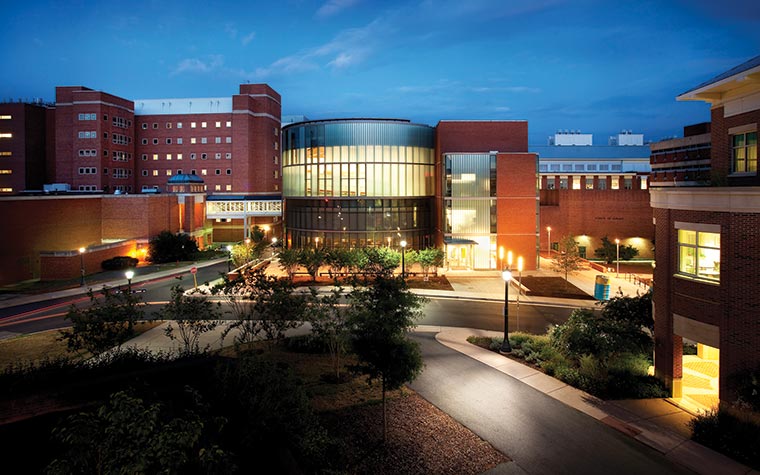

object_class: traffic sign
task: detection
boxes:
[190,266,197,274]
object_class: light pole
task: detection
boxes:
[615,238,620,277]
[244,237,251,262]
[516,256,524,331]
[498,246,504,270]
[315,236,320,249]
[226,245,232,272]
[78,247,86,286]
[500,269,513,353]
[547,226,552,255]
[507,250,513,270]
[400,240,407,278]
[125,270,134,293]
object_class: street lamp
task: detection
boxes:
[315,236,320,249]
[500,270,513,353]
[226,245,233,272]
[125,270,134,293]
[546,226,552,255]
[400,240,407,278]
[507,250,513,270]
[615,238,620,277]
[516,256,524,331]
[78,247,86,286]
[272,237,278,246]
[498,246,504,270]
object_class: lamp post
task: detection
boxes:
[226,245,232,272]
[78,247,86,286]
[500,269,513,353]
[315,236,320,249]
[400,240,407,278]
[547,226,552,255]
[507,250,513,270]
[615,238,620,277]
[516,256,524,331]
[125,270,134,293]
[498,246,504,270]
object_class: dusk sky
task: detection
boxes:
[2,0,759,144]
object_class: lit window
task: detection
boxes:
[732,131,757,173]
[585,177,594,190]
[201,169,207,175]
[0,169,12,174]
[611,176,620,190]
[0,187,14,192]
[177,122,182,128]
[177,154,183,160]
[166,122,172,129]
[166,170,172,176]
[226,184,232,191]
[166,154,172,160]
[215,137,221,144]
[572,176,581,189]
[640,177,648,190]
[226,137,232,143]
[226,121,231,127]
[153,170,159,176]
[201,122,207,128]
[215,184,221,190]
[177,138,183,144]
[0,115,11,120]
[191,137,196,144]
[191,122,196,128]
[0,152,11,156]
[201,137,207,144]
[678,227,720,282]
[215,121,221,128]
[0,133,13,138]
[153,154,159,161]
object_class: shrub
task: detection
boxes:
[690,408,760,469]
[101,256,138,271]
[285,334,330,354]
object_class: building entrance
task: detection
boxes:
[677,341,719,414]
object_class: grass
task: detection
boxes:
[519,276,595,299]
[0,321,161,369]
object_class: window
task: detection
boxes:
[640,176,648,190]
[215,153,221,159]
[273,170,279,179]
[572,176,580,189]
[732,131,757,173]
[166,170,172,176]
[585,177,594,190]
[166,122,172,129]
[611,176,620,190]
[190,137,196,144]
[215,169,221,175]
[559,177,568,189]
[598,177,607,190]
[191,122,197,128]
[142,154,147,161]
[142,170,148,176]
[191,169,196,175]
[273,155,278,165]
[546,177,556,190]
[215,185,221,191]
[226,184,232,191]
[166,138,172,144]
[226,168,231,175]
[190,153,196,160]
[215,121,221,128]
[226,153,232,159]
[201,137,207,144]
[201,169,207,176]
[215,137,221,144]
[201,122,207,128]
[678,227,720,282]
[226,121,231,127]
[153,154,159,160]
[153,170,159,176]
[226,137,232,143]
[166,154,172,160]
[153,138,158,145]
[177,169,182,175]
[623,177,633,189]
[177,153,183,160]
[142,138,148,145]
[177,138,183,144]
[152,123,158,129]
[201,153,208,160]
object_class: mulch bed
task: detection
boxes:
[519,276,595,300]
[320,391,509,474]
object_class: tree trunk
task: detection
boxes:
[382,376,387,444]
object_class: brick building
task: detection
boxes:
[532,131,653,260]
[0,101,54,194]
[650,54,760,410]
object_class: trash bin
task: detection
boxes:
[594,274,610,300]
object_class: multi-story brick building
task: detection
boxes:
[0,101,53,194]
[531,131,653,260]
[650,54,760,411]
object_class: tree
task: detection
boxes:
[215,268,305,349]
[417,247,445,278]
[277,248,301,280]
[47,390,233,474]
[324,248,352,278]
[148,231,199,264]
[59,287,144,356]
[552,235,584,288]
[306,286,349,380]
[347,276,425,442]
[360,247,400,276]
[160,285,223,354]
[594,236,640,264]
[601,291,653,332]
[298,248,325,281]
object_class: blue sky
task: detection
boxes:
[2,0,759,144]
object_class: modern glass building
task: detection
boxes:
[443,153,498,269]
[282,119,435,249]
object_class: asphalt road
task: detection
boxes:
[409,332,693,475]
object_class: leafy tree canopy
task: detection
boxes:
[148,231,199,264]
[594,236,640,264]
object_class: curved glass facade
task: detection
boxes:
[282,119,435,249]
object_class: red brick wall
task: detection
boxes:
[712,106,760,187]
[540,188,653,258]
[436,121,529,153]
[497,152,538,270]
[40,241,136,281]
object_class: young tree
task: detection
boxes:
[276,248,301,280]
[347,276,425,442]
[59,287,144,356]
[552,235,584,288]
[594,236,640,264]
[417,247,445,279]
[601,290,653,332]
[160,285,223,354]
[361,247,400,276]
[298,248,325,281]
[148,231,199,264]
[306,286,349,380]
[215,268,305,350]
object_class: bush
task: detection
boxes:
[285,334,330,354]
[101,256,138,271]
[690,408,760,469]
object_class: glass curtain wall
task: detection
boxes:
[282,120,435,249]
[444,153,497,269]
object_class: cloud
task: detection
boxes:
[241,31,256,45]
[170,55,224,76]
[255,18,390,77]
[316,0,360,18]
[224,23,238,39]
